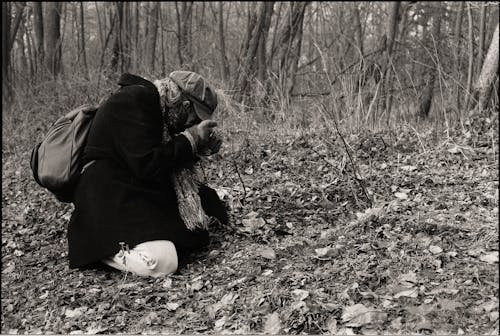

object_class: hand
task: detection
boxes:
[200,133,222,156]
[186,120,218,148]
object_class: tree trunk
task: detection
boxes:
[17,11,28,75]
[256,2,274,83]
[269,2,283,62]
[464,3,474,110]
[353,3,364,57]
[45,2,63,77]
[274,2,310,74]
[159,3,166,76]
[478,3,487,75]
[474,23,499,111]
[175,1,194,69]
[79,2,88,76]
[32,1,44,66]
[95,2,104,52]
[146,2,159,72]
[454,2,464,112]
[110,2,123,73]
[133,2,139,71]
[217,2,230,81]
[378,1,400,118]
[2,2,12,100]
[235,2,274,98]
[25,9,35,77]
[121,2,131,71]
[417,3,442,119]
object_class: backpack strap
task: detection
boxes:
[117,73,157,91]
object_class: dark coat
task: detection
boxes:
[68,74,227,269]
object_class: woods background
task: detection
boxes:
[2,1,499,131]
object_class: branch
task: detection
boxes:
[320,103,373,207]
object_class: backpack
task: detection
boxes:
[30,104,98,203]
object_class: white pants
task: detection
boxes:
[102,240,178,277]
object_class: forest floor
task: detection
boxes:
[2,111,499,335]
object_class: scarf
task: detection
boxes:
[154,77,209,231]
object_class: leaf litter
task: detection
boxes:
[2,123,498,334]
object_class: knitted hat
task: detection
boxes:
[169,71,218,120]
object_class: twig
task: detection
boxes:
[309,146,342,174]
[231,158,247,204]
[320,102,373,207]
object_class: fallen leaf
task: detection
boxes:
[166,302,180,311]
[438,298,464,311]
[415,317,432,332]
[214,316,227,330]
[291,289,309,301]
[490,311,499,322]
[336,327,355,335]
[86,324,108,335]
[394,288,419,299]
[190,279,204,292]
[355,206,384,224]
[325,317,337,334]
[2,264,15,274]
[262,269,273,276]
[390,317,403,330]
[117,282,141,290]
[479,299,499,313]
[427,287,459,295]
[65,306,88,318]
[314,246,341,258]
[468,248,484,257]
[429,245,443,254]
[341,303,387,327]
[241,217,266,233]
[264,312,281,334]
[162,278,172,289]
[401,165,417,172]
[256,246,276,260]
[220,292,239,306]
[479,251,499,264]
[394,192,408,199]
[406,304,436,316]
[399,271,418,286]
[140,311,159,325]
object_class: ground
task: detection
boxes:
[1,114,499,334]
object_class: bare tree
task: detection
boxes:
[464,3,474,110]
[2,2,12,100]
[234,2,274,99]
[377,2,400,117]
[454,2,464,111]
[145,2,159,72]
[217,2,230,81]
[79,2,88,76]
[478,3,487,74]
[45,2,62,77]
[272,2,310,96]
[353,3,364,57]
[175,1,193,69]
[110,2,123,73]
[32,1,44,66]
[474,23,499,111]
[417,3,443,119]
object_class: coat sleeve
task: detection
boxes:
[104,85,195,182]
